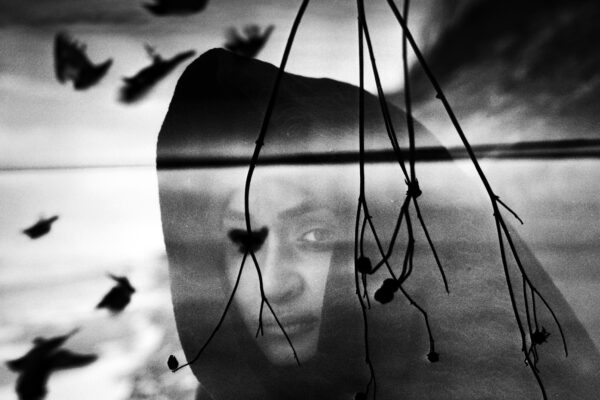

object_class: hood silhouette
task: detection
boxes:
[156,49,600,399]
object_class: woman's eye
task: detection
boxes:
[300,228,335,243]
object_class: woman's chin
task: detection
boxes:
[259,327,320,365]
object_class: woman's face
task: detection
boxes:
[223,177,340,365]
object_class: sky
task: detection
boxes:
[2,0,598,168]
[0,0,451,168]
[403,0,600,147]
[1,2,600,398]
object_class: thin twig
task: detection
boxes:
[357,0,409,181]
[400,0,448,293]
[403,0,416,185]
[497,196,524,225]
[172,252,248,371]
[412,197,449,292]
[242,0,311,366]
[498,217,568,357]
[495,217,547,399]
[398,286,436,356]
[364,208,399,279]
[356,14,377,397]
[386,0,496,197]
[532,291,540,331]
[371,196,410,273]
[362,272,372,308]
[387,1,565,396]
[523,280,538,367]
[399,209,415,281]
[360,212,368,256]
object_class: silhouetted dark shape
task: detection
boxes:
[6,329,97,400]
[374,278,399,305]
[402,0,600,133]
[54,32,112,90]
[22,216,59,239]
[354,392,367,400]
[224,24,274,58]
[167,354,179,370]
[356,256,372,274]
[157,48,600,400]
[143,0,208,16]
[119,45,195,103]
[96,274,136,313]
[532,327,550,345]
[427,351,440,363]
[227,227,269,253]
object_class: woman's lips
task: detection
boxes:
[262,314,319,337]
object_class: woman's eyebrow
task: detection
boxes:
[223,201,331,222]
[278,201,325,220]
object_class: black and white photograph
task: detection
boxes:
[1,1,600,399]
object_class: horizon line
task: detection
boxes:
[2,138,600,172]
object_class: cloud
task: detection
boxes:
[399,0,600,141]
[0,0,148,27]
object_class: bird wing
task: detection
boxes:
[143,0,208,15]
[49,350,97,370]
[54,32,93,83]
[144,43,163,63]
[143,1,167,16]
[169,50,196,65]
[32,331,75,354]
[6,356,28,372]
[22,225,38,237]
[117,276,136,292]
[224,27,244,52]
[119,60,177,103]
[6,329,78,372]
[96,287,117,308]
[261,25,275,41]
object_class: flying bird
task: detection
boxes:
[96,274,136,313]
[224,24,274,59]
[6,329,97,400]
[143,0,209,16]
[54,31,112,90]
[119,45,196,104]
[22,215,59,239]
[227,226,269,254]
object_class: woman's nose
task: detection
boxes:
[259,236,305,303]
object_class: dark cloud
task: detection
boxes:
[405,0,600,129]
[0,0,148,27]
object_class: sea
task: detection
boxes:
[0,160,598,399]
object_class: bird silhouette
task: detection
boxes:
[224,24,274,59]
[22,216,59,239]
[119,45,196,104]
[96,274,136,313]
[6,329,97,400]
[143,0,209,16]
[54,31,112,90]
[227,226,269,254]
